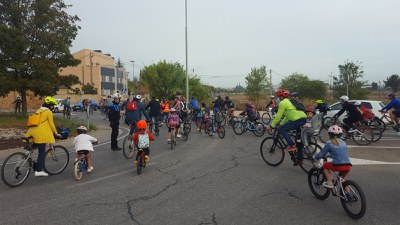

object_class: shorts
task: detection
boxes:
[77,150,90,155]
[168,124,180,132]
[323,162,351,178]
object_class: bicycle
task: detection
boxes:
[123,134,136,159]
[136,148,147,175]
[233,117,265,137]
[63,107,71,119]
[148,116,160,136]
[169,126,177,149]
[1,137,69,187]
[205,115,226,139]
[318,117,374,145]
[100,106,109,120]
[308,157,366,219]
[261,107,276,125]
[260,128,322,174]
[215,110,227,126]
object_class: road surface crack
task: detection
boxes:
[198,213,218,225]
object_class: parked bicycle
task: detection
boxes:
[308,157,366,219]
[260,128,321,174]
[1,137,69,187]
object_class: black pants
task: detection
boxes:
[343,117,359,133]
[110,122,119,148]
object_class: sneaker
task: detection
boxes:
[286,145,297,152]
[177,134,182,138]
[134,160,138,165]
[167,138,171,143]
[87,166,93,172]
[196,128,200,131]
[322,181,334,188]
[112,147,122,151]
[145,155,150,162]
[74,158,78,163]
[35,171,49,177]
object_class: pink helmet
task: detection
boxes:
[328,125,343,134]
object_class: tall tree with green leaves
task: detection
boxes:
[333,60,369,99]
[384,74,400,93]
[245,66,270,107]
[280,73,327,100]
[0,0,80,113]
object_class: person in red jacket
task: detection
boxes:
[133,120,154,164]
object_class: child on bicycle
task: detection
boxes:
[313,125,352,188]
[73,126,98,172]
[167,108,180,143]
[133,120,154,164]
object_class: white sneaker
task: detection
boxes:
[167,139,171,143]
[35,171,49,177]
[177,134,182,138]
[87,166,93,172]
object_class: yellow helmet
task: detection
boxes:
[316,100,323,104]
[44,96,57,105]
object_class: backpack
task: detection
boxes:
[138,132,150,148]
[229,101,234,108]
[27,109,47,127]
[127,101,138,111]
[290,99,306,112]
[168,115,179,127]
[181,100,188,112]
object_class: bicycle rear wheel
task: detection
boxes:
[43,145,69,175]
[260,137,285,166]
[308,168,330,200]
[1,152,31,187]
[261,113,271,125]
[217,125,225,139]
[340,180,367,219]
[137,154,143,175]
[183,125,190,141]
[351,126,373,145]
[123,135,136,159]
[74,161,83,180]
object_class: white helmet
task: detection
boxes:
[339,95,349,102]
[77,125,87,131]
[354,101,361,106]
[113,93,121,99]
[134,94,141,100]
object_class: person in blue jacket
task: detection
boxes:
[188,96,201,122]
[379,93,400,129]
[125,94,149,135]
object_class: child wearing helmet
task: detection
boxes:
[313,125,351,188]
[167,108,181,143]
[73,126,98,172]
[315,99,329,115]
[304,107,315,128]
[133,120,154,164]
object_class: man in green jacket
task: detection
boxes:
[267,89,307,151]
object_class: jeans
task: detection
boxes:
[33,143,46,171]
[110,122,119,148]
[278,118,307,146]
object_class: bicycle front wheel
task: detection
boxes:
[217,125,225,139]
[340,180,367,219]
[351,126,374,145]
[44,145,69,175]
[1,152,31,187]
[123,135,135,159]
[233,121,245,135]
[252,122,265,137]
[261,113,271,125]
[260,137,285,166]
[74,161,83,180]
[308,168,330,200]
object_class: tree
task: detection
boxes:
[371,82,378,91]
[280,73,327,100]
[333,60,369,99]
[0,0,80,113]
[245,66,270,107]
[59,74,80,89]
[82,83,97,95]
[233,84,246,93]
[384,74,400,93]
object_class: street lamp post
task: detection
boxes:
[185,0,189,101]
[130,60,134,96]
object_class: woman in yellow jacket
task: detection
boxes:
[26,96,61,177]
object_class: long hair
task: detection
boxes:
[328,133,340,146]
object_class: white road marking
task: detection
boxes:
[66,162,158,189]
[350,158,400,165]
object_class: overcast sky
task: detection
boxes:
[65,0,400,88]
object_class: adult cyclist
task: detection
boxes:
[332,95,363,136]
[379,93,400,131]
[266,95,278,116]
[145,96,161,130]
[267,89,307,152]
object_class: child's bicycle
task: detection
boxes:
[1,137,69,187]
[308,157,366,219]
[74,142,97,180]
[136,147,147,175]
[169,126,177,149]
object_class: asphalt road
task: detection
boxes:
[1,111,400,225]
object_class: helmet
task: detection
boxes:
[276,89,289,98]
[44,96,57,105]
[290,92,299,97]
[113,93,120,99]
[306,107,315,113]
[245,102,252,107]
[328,125,343,135]
[354,101,361,106]
[316,100,323,104]
[339,95,349,102]
[134,94,141,100]
[17,96,21,99]
[270,95,275,99]
[170,108,176,112]
[137,120,147,130]
[388,93,395,97]
[77,125,88,132]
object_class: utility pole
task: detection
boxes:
[130,60,134,95]
[185,0,189,101]
[270,69,272,96]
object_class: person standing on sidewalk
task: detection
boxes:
[108,94,121,150]
[12,96,22,113]
[25,96,62,177]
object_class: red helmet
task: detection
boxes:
[276,89,289,98]
[137,120,147,130]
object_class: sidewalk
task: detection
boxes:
[0,124,112,160]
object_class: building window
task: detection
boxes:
[102,76,106,82]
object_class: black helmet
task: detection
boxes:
[388,93,395,97]
[290,92,299,97]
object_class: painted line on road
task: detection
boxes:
[65,162,158,189]
[348,145,400,149]
[350,157,400,165]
